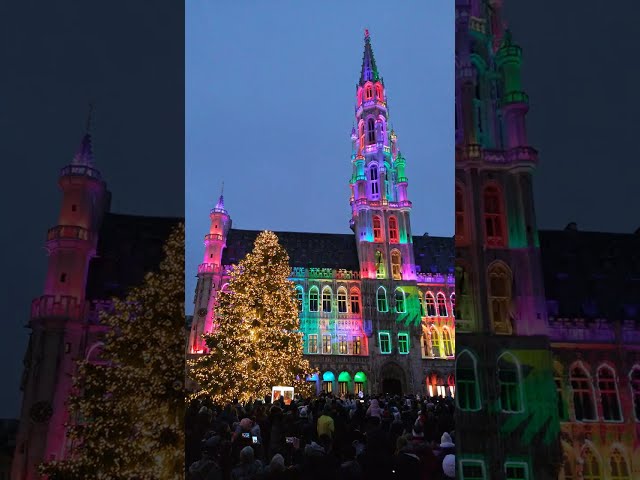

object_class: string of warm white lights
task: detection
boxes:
[188,230,314,403]
[41,224,186,480]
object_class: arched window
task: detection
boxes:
[388,216,399,243]
[456,350,480,411]
[322,287,332,313]
[365,84,373,100]
[437,293,448,317]
[483,185,506,247]
[391,250,402,280]
[610,448,630,480]
[370,165,379,195]
[597,366,622,421]
[358,121,365,150]
[450,293,456,318]
[376,287,388,312]
[488,262,512,334]
[442,328,454,357]
[375,250,385,279]
[357,88,363,106]
[631,366,640,421]
[582,446,601,480]
[570,364,596,421]
[309,286,319,312]
[395,288,406,313]
[497,352,523,413]
[455,185,466,243]
[367,118,376,144]
[337,287,348,313]
[421,330,429,358]
[296,286,304,312]
[418,291,425,317]
[375,83,383,100]
[373,216,382,241]
[425,293,437,317]
[430,327,441,357]
[350,288,361,314]
[555,364,568,421]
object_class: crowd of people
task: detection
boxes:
[186,392,456,480]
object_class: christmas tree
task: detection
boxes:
[41,224,185,480]
[188,230,313,403]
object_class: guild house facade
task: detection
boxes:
[187,31,456,398]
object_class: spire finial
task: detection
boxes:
[220,180,224,198]
[365,28,370,39]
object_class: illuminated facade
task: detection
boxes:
[12,132,180,479]
[188,31,456,397]
[455,1,640,478]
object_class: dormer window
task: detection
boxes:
[365,84,373,99]
[375,83,383,101]
[367,118,376,144]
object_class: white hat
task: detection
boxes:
[440,432,455,448]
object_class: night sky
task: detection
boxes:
[185,1,455,308]
[503,2,640,234]
[1,1,184,417]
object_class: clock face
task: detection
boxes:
[198,308,207,317]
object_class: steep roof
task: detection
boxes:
[221,228,454,275]
[539,229,640,320]
[86,212,182,300]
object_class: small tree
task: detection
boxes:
[41,224,185,480]
[188,230,312,403]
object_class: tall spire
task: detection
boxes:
[213,181,226,213]
[72,104,95,166]
[359,29,380,85]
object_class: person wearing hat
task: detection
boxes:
[434,431,456,474]
[188,436,223,480]
[231,446,263,480]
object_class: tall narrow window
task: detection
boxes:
[571,365,596,421]
[359,122,364,150]
[391,250,402,280]
[484,185,506,247]
[379,332,391,354]
[322,287,332,313]
[353,336,361,355]
[418,291,425,317]
[322,334,331,354]
[365,84,373,99]
[398,333,409,354]
[582,446,601,480]
[367,118,376,144]
[375,250,385,279]
[498,353,523,413]
[350,289,361,314]
[488,263,512,334]
[425,293,437,317]
[308,334,318,354]
[375,83,383,100]
[610,448,630,480]
[442,328,454,357]
[597,366,621,421]
[337,288,348,313]
[456,350,480,411]
[388,216,398,243]
[555,366,568,421]
[451,293,456,318]
[338,335,347,355]
[370,165,379,195]
[373,216,382,241]
[296,286,304,312]
[395,288,406,313]
[430,327,441,357]
[376,287,388,312]
[437,292,448,317]
[455,185,466,243]
[631,367,640,421]
[309,287,319,312]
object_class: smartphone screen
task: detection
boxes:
[252,436,258,444]
[242,432,250,439]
